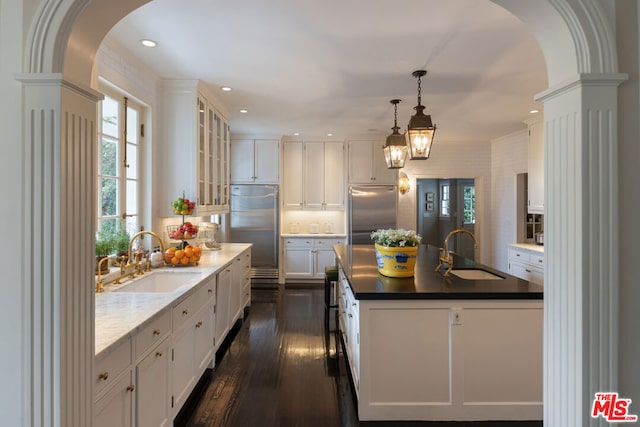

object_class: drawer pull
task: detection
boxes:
[182,310,189,316]
[525,269,531,273]
[195,321,203,328]
[126,385,135,392]
[538,259,543,263]
[208,289,213,293]
[352,302,357,307]
[156,351,163,357]
[98,372,109,381]
[516,253,521,257]
[348,314,353,318]
[153,329,161,336]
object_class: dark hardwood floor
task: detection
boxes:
[179,287,542,427]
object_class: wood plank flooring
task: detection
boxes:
[179,287,543,427]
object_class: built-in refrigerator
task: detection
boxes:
[229,184,279,282]
[348,185,397,244]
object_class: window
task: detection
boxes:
[97,91,143,236]
[440,183,450,217]
[463,185,475,224]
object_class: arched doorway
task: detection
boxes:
[18,1,626,425]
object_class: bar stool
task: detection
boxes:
[324,266,339,332]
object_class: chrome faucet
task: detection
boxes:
[128,230,165,277]
[435,229,478,276]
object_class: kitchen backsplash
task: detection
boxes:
[281,210,345,234]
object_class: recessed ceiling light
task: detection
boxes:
[221,86,232,92]
[293,132,300,136]
[529,109,539,114]
[239,109,248,114]
[140,39,157,48]
[327,133,333,137]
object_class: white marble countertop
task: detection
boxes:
[95,243,251,359]
[508,242,544,254]
[281,233,347,238]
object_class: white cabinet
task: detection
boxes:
[135,338,171,427]
[95,338,134,427]
[161,80,230,216]
[527,118,544,214]
[283,237,344,280]
[214,267,232,349]
[171,278,215,413]
[348,140,397,184]
[282,141,345,210]
[230,139,279,183]
[338,272,360,390]
[508,245,544,286]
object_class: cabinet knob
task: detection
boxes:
[156,351,163,358]
[208,289,213,293]
[126,385,135,393]
[348,314,353,318]
[153,329,161,336]
[182,310,189,316]
[196,321,203,328]
[525,269,531,273]
[98,372,109,381]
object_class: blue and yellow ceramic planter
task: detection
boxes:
[374,243,418,278]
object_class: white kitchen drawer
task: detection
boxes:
[173,292,197,332]
[530,253,544,267]
[192,279,215,313]
[283,238,314,248]
[135,309,171,360]
[314,238,345,248]
[509,259,544,286]
[508,248,531,263]
[95,337,132,398]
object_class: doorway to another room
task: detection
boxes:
[417,178,476,260]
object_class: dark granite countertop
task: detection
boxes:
[334,244,544,300]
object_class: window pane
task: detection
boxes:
[126,143,137,179]
[101,137,118,176]
[126,179,138,216]
[101,177,118,215]
[102,96,119,138]
[126,107,138,144]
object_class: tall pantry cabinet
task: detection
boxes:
[160,80,230,217]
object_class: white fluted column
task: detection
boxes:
[537,73,626,427]
[18,74,102,427]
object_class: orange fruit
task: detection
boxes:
[174,249,184,259]
[170,256,179,265]
[181,257,190,265]
[184,247,194,258]
[189,256,197,263]
[193,247,201,257]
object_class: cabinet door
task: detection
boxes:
[136,339,171,427]
[314,249,337,279]
[230,257,244,322]
[197,95,207,207]
[284,248,314,278]
[171,324,196,412]
[528,120,544,213]
[282,143,304,209]
[230,139,255,183]
[214,268,232,349]
[304,141,325,209]
[349,141,374,183]
[95,370,133,427]
[194,304,215,373]
[254,139,279,183]
[323,142,345,209]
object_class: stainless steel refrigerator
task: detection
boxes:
[348,185,397,244]
[229,184,279,281]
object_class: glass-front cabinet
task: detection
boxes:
[161,80,230,217]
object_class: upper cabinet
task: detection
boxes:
[282,141,345,210]
[527,118,544,214]
[160,80,230,217]
[230,139,279,184]
[348,140,397,185]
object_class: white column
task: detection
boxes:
[537,73,625,427]
[18,74,102,427]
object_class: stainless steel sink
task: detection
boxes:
[114,271,202,293]
[450,269,505,280]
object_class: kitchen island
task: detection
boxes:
[334,244,543,422]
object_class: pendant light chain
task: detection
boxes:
[416,74,422,106]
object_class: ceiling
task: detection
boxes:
[106,0,548,143]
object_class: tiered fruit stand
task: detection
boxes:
[164,195,202,266]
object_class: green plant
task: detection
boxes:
[113,226,131,254]
[95,232,115,257]
[370,228,422,247]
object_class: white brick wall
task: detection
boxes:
[489,129,528,271]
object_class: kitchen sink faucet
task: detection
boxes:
[435,229,478,277]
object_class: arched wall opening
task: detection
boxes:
[20,0,626,426]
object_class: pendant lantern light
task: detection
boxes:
[383,99,408,169]
[407,70,437,160]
